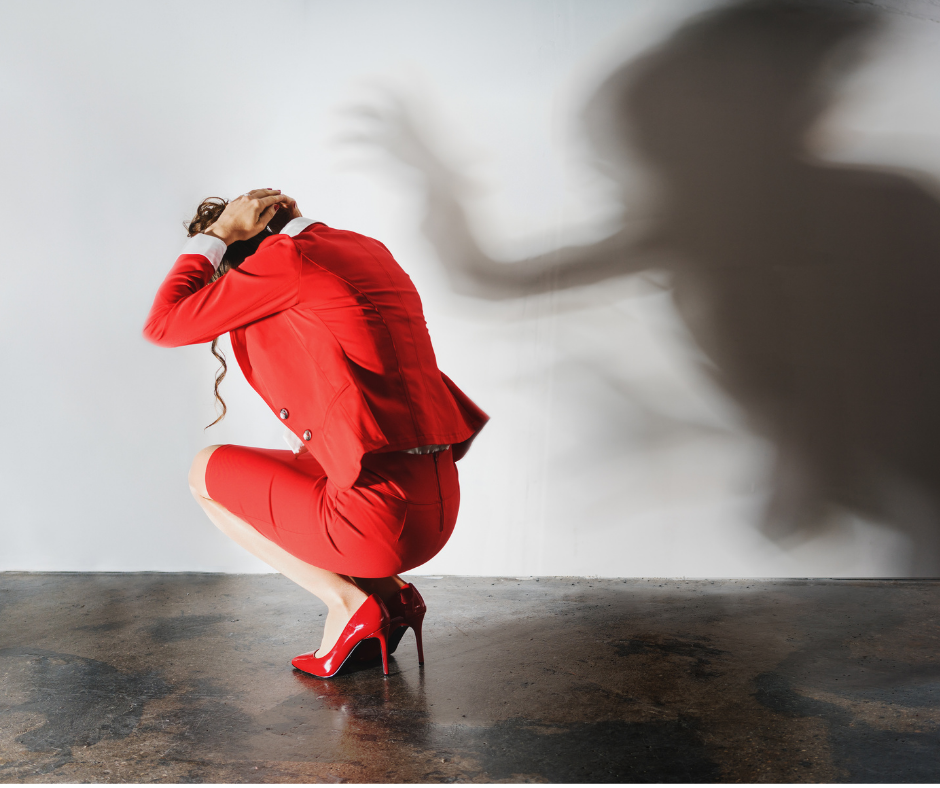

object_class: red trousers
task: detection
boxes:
[205,445,459,577]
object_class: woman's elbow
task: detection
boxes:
[142,319,179,348]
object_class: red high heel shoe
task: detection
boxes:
[386,583,427,664]
[352,583,427,665]
[291,595,392,678]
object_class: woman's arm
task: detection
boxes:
[142,191,302,347]
[142,235,302,347]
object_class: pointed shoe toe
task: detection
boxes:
[291,594,392,678]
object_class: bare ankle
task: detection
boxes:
[351,577,375,596]
[329,586,368,616]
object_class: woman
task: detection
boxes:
[143,189,488,677]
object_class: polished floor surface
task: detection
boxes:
[1,574,940,783]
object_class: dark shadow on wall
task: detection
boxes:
[355,0,940,573]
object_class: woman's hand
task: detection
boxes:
[204,189,294,245]
[266,195,302,235]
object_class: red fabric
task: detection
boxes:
[204,444,459,577]
[143,223,488,488]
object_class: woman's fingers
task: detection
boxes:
[261,202,280,221]
[276,194,301,218]
[231,188,281,208]
[262,193,301,219]
[257,193,288,209]
[234,190,289,207]
[243,188,281,199]
[210,190,297,243]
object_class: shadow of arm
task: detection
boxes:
[348,95,655,300]
[420,175,650,300]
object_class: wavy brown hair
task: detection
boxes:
[187,197,274,429]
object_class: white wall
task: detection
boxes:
[3,0,940,576]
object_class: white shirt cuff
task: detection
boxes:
[280,217,317,238]
[283,426,305,454]
[180,234,227,271]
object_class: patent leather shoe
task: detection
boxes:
[386,583,427,664]
[291,594,392,678]
[353,583,427,664]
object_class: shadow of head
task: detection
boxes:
[586,0,881,182]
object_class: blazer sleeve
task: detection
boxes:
[142,234,302,347]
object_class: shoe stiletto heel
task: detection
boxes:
[387,583,427,664]
[410,608,426,665]
[291,594,392,678]
[351,583,428,665]
[374,622,391,675]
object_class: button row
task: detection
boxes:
[280,408,312,444]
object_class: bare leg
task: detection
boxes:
[189,446,367,656]
[352,575,408,603]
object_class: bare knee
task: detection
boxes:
[189,445,224,500]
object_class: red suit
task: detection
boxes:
[144,220,488,576]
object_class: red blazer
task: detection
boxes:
[143,222,488,490]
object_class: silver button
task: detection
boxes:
[303,430,312,441]
[279,408,289,420]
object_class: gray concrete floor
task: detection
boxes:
[1,575,940,783]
